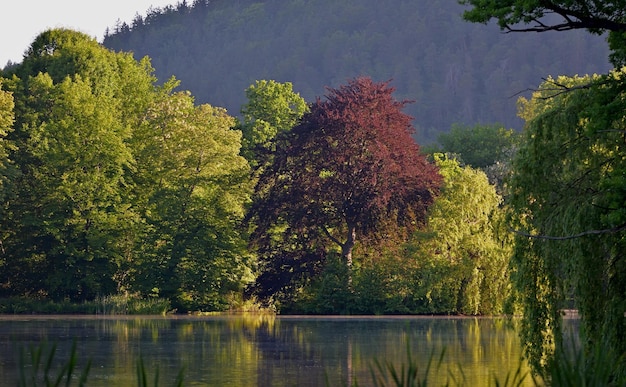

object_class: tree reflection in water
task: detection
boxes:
[0,315,542,386]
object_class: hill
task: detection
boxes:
[103,0,612,143]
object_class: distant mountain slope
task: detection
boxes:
[103,0,611,143]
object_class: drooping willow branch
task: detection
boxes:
[512,223,626,240]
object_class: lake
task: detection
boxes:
[0,315,537,386]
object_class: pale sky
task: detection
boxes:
[1,0,178,66]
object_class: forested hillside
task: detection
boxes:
[103,0,611,143]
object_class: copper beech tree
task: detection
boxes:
[247,77,442,301]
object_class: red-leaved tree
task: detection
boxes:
[247,77,441,301]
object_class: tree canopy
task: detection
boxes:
[247,77,441,302]
[237,79,308,168]
[0,80,14,206]
[0,29,253,310]
[431,123,519,170]
[459,0,626,375]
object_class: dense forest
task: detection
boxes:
[3,0,626,381]
[102,0,611,143]
[0,28,514,316]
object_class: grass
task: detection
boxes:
[136,356,185,387]
[18,341,91,387]
[0,294,173,315]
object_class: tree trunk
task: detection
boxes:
[342,224,356,269]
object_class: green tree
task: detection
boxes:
[431,123,519,170]
[237,80,308,168]
[407,154,512,315]
[426,123,520,195]
[459,1,626,375]
[2,73,136,300]
[1,29,255,310]
[510,71,626,374]
[0,80,14,205]
[247,77,441,305]
[0,80,15,278]
[0,29,155,300]
[132,90,253,311]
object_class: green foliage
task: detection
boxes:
[0,29,255,312]
[0,30,158,300]
[540,335,626,386]
[289,154,511,316]
[0,79,15,202]
[238,79,308,167]
[131,90,253,312]
[430,123,519,170]
[406,155,512,315]
[0,294,171,315]
[3,58,139,300]
[293,254,353,314]
[509,69,626,375]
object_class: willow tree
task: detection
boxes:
[459,0,626,376]
[407,154,512,315]
[510,70,626,374]
[247,77,441,303]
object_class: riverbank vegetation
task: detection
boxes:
[2,0,626,381]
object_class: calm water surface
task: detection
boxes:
[0,315,536,386]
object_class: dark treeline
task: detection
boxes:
[102,0,611,143]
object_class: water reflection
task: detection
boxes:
[0,315,536,386]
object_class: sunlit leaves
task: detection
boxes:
[0,80,15,202]
[510,69,626,374]
[0,29,255,308]
[6,68,136,300]
[132,91,253,310]
[407,155,511,315]
[238,80,308,168]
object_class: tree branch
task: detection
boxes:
[321,225,344,248]
[501,3,626,33]
[510,77,601,100]
[512,223,626,240]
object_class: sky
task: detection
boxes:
[1,0,178,66]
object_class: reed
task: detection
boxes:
[18,341,91,387]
